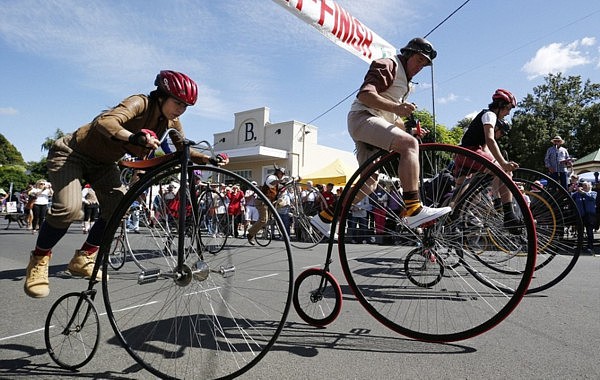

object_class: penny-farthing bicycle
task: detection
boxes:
[44,131,294,379]
[293,143,537,342]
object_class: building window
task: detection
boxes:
[232,170,252,182]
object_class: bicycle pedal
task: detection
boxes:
[138,268,160,284]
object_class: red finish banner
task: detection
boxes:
[272,0,396,63]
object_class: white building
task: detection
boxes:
[212,107,358,185]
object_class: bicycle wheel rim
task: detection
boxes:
[338,144,537,342]
[293,268,342,327]
[513,168,583,293]
[288,182,325,249]
[45,292,100,370]
[102,161,294,379]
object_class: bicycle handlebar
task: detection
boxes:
[156,128,216,158]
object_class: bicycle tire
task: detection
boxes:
[513,168,583,293]
[101,159,294,379]
[45,292,100,370]
[293,268,342,327]
[197,189,228,254]
[404,247,444,288]
[107,223,128,270]
[287,182,325,249]
[254,213,274,247]
[337,144,537,342]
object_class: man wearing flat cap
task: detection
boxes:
[544,135,572,189]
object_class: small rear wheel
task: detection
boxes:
[255,219,275,247]
[293,268,342,327]
[404,248,444,288]
[45,292,100,370]
[108,225,127,270]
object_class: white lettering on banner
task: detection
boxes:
[272,0,396,63]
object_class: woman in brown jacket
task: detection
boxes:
[24,70,227,298]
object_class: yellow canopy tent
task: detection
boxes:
[301,158,357,186]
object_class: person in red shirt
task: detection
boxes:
[320,183,336,211]
[227,185,245,238]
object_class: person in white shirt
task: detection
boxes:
[243,181,259,238]
[29,180,53,233]
[247,166,285,245]
[544,135,572,189]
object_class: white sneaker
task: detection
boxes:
[309,216,338,240]
[405,206,452,228]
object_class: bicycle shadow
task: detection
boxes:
[274,319,476,357]
[0,264,71,282]
[0,342,143,379]
[98,311,474,361]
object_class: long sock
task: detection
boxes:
[33,247,52,257]
[403,191,423,217]
[80,242,99,255]
[35,221,69,252]
[502,202,516,220]
[86,218,106,246]
[493,198,502,211]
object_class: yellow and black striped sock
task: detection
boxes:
[403,191,423,217]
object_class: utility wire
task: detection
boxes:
[424,0,472,139]
[306,88,358,125]
[424,0,471,39]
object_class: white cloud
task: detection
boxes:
[581,37,596,46]
[0,107,18,116]
[438,93,459,104]
[522,38,593,79]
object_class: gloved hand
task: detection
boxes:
[128,129,159,147]
[208,153,229,166]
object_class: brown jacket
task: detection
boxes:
[71,94,207,164]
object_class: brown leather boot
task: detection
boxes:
[67,250,105,281]
[24,253,51,298]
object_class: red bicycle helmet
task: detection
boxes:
[154,70,198,106]
[492,89,517,108]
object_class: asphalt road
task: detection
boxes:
[0,222,599,379]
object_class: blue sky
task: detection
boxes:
[1,0,599,163]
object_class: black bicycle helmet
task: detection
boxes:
[273,164,286,175]
[400,37,437,65]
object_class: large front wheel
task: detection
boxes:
[337,144,537,342]
[101,161,293,379]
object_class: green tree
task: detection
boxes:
[412,109,458,145]
[41,128,65,153]
[0,165,29,193]
[0,133,26,166]
[510,73,600,172]
[26,158,48,183]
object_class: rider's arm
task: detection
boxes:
[356,58,415,118]
[483,123,516,172]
